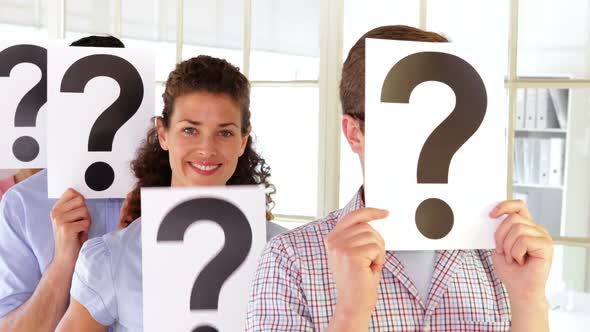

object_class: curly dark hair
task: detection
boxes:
[121,55,274,226]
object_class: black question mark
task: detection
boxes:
[60,54,144,192]
[381,51,487,240]
[157,197,253,332]
[0,44,47,162]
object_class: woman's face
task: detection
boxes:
[157,91,250,187]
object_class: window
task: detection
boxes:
[0,0,48,39]
[121,0,177,82]
[518,0,590,79]
[65,0,114,38]
[250,0,319,81]
[250,86,319,216]
[182,0,243,71]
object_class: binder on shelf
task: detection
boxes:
[516,89,525,129]
[548,137,565,186]
[535,89,549,129]
[549,89,569,129]
[522,137,533,184]
[531,138,541,184]
[538,138,550,185]
[524,89,537,129]
[514,137,523,184]
[545,95,559,129]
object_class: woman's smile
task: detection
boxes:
[188,160,222,176]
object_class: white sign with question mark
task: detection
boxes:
[142,186,266,332]
[365,39,507,250]
[47,46,154,198]
[0,42,48,169]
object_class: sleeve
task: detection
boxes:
[266,222,288,242]
[0,192,41,318]
[245,236,313,331]
[70,237,117,326]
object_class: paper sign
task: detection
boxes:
[141,186,266,331]
[0,42,47,168]
[365,39,507,250]
[47,46,154,198]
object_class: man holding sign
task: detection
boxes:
[0,36,125,332]
[247,26,553,331]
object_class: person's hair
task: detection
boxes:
[122,55,274,226]
[69,35,125,48]
[340,25,448,132]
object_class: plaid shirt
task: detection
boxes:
[247,189,511,331]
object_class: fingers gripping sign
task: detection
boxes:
[325,208,389,317]
[489,200,553,304]
[51,188,92,269]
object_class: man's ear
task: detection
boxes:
[156,117,169,151]
[342,114,364,155]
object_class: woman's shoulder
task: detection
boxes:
[77,235,110,273]
[78,218,142,271]
[103,217,142,246]
[72,223,136,327]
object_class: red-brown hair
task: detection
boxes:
[340,25,448,131]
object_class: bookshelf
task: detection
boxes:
[512,85,570,236]
[513,83,590,292]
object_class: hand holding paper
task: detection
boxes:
[324,208,388,330]
[490,199,553,305]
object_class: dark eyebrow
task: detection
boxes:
[178,119,200,125]
[218,122,240,128]
[178,119,239,128]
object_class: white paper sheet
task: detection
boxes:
[141,186,266,331]
[0,42,48,168]
[365,39,507,250]
[47,46,154,198]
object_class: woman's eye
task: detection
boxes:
[219,130,234,137]
[183,127,196,135]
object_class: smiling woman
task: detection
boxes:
[54,55,275,332]
[118,56,275,227]
[158,92,250,187]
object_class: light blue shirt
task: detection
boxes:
[72,217,143,332]
[0,170,123,318]
[71,218,286,331]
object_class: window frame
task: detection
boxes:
[32,0,590,247]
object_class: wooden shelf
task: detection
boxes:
[515,128,567,134]
[513,183,564,190]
